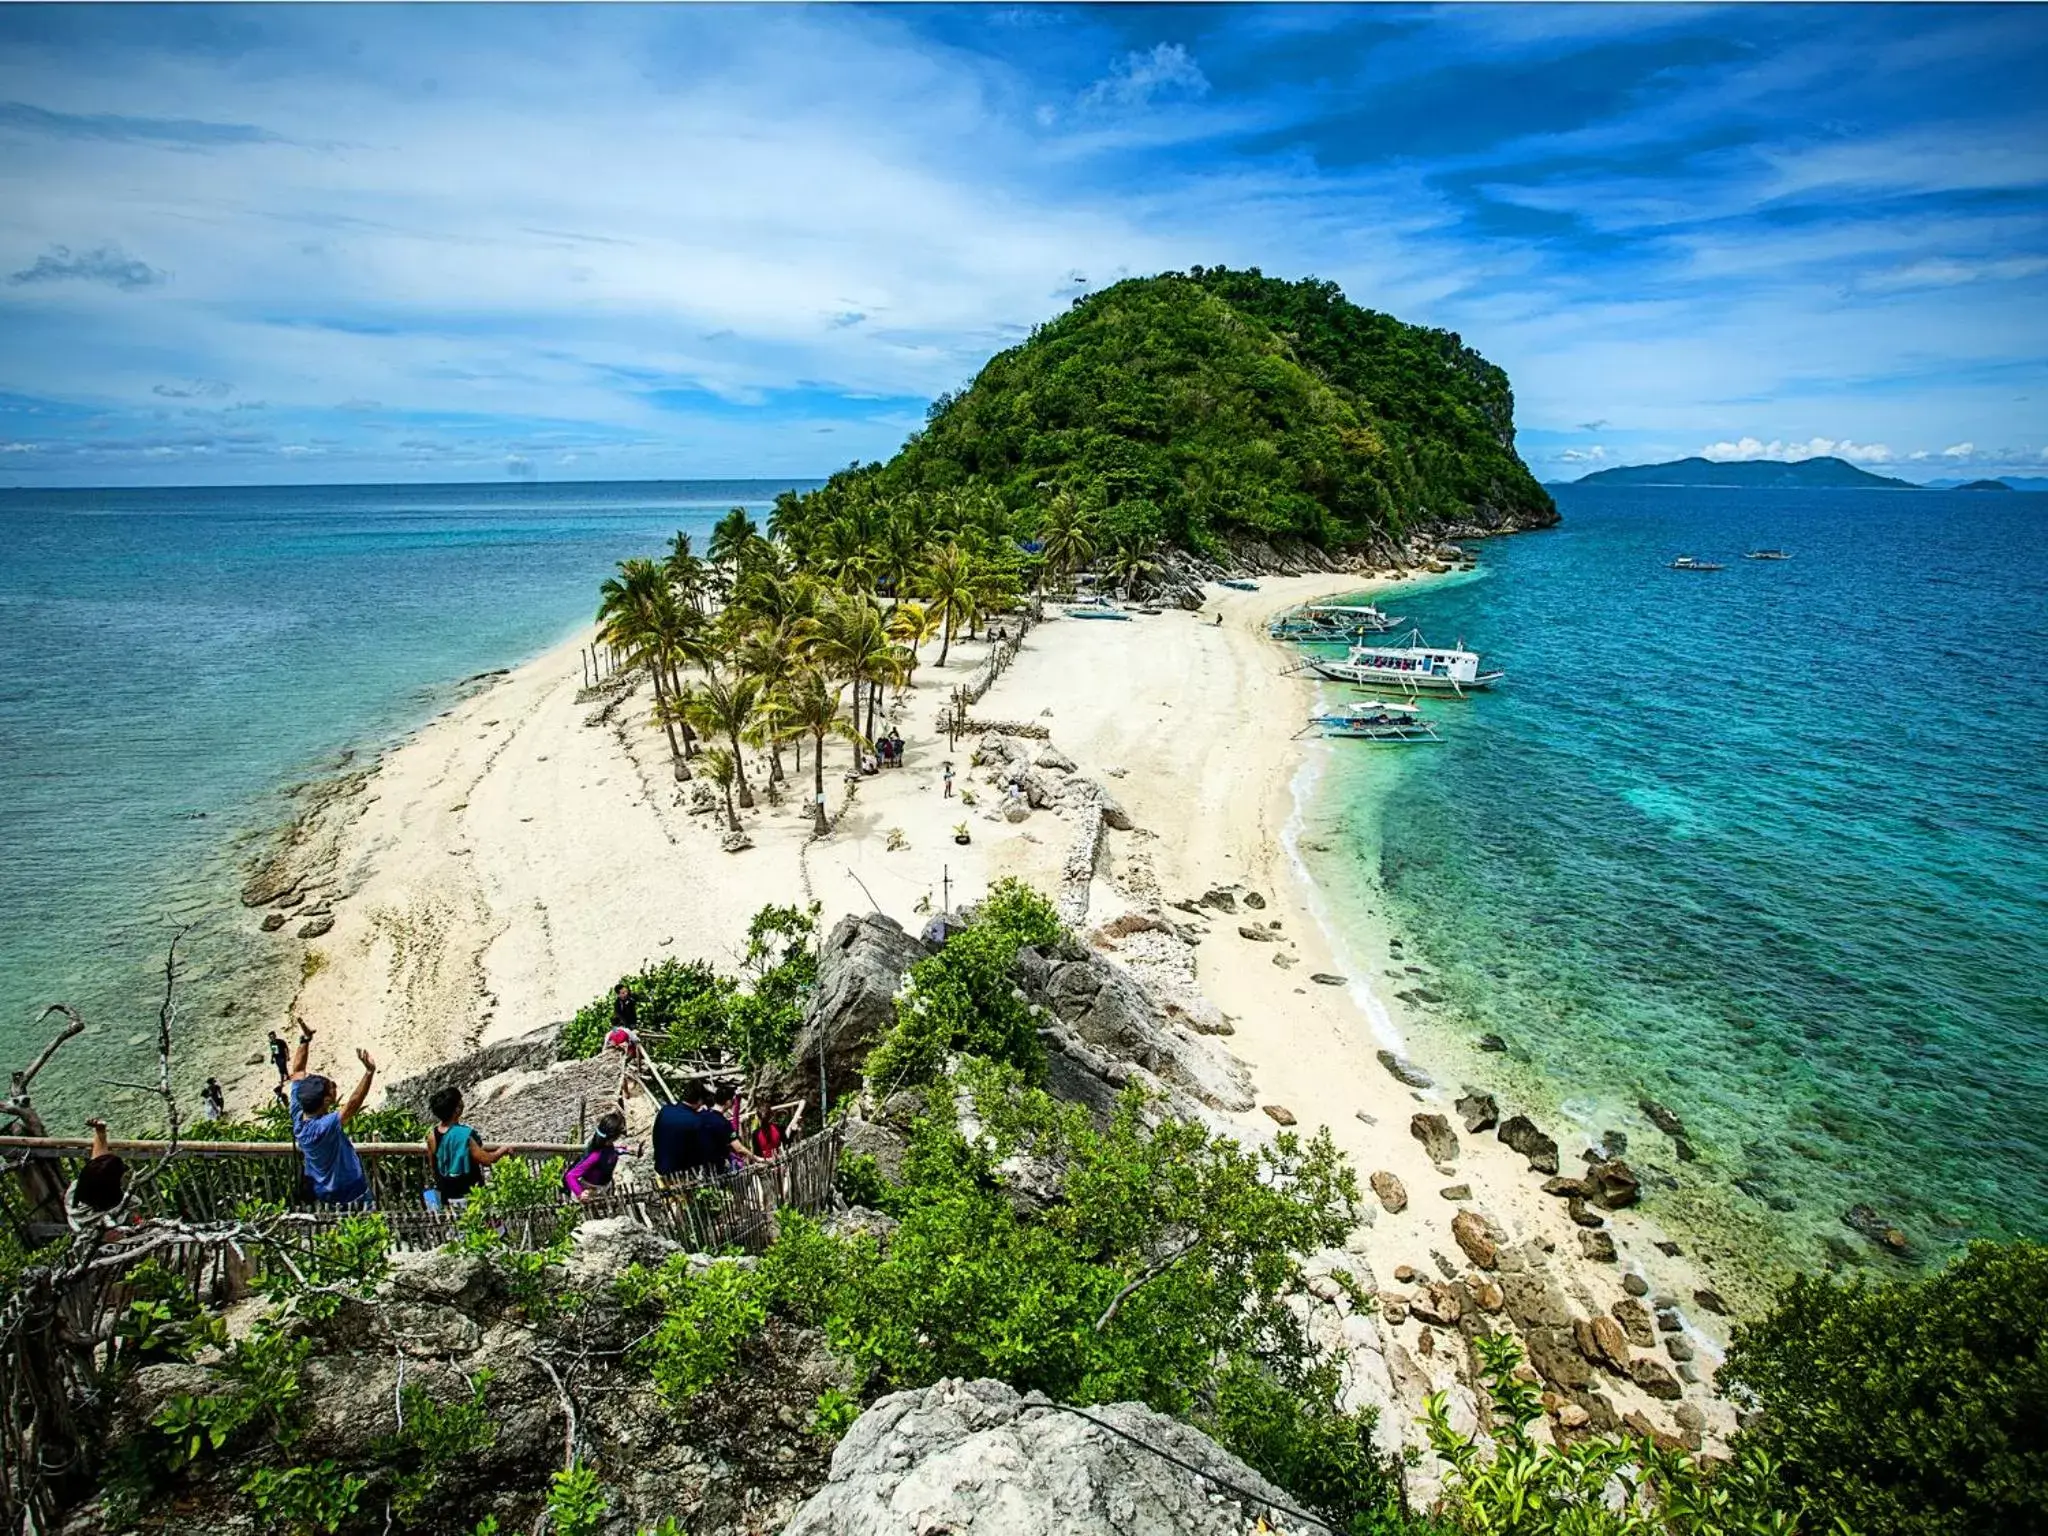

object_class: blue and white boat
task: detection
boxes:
[1308,630,1503,694]
[1269,600,1404,640]
[1310,699,1441,742]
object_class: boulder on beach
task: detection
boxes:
[1410,1112,1460,1164]
[296,915,335,939]
[1452,1209,1503,1270]
[1369,1170,1408,1214]
[1454,1089,1499,1133]
[1498,1114,1560,1174]
[1376,1050,1432,1089]
[1262,1104,1297,1127]
[1578,1229,1618,1263]
[1583,1158,1641,1210]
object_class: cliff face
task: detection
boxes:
[795,266,1555,554]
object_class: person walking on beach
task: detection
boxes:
[942,760,954,799]
[564,1111,631,1200]
[66,1118,138,1235]
[426,1086,509,1206]
[267,1031,290,1086]
[287,1031,378,1207]
[200,1077,226,1123]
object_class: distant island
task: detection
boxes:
[1927,474,2047,492]
[1954,478,2013,492]
[1572,455,1917,490]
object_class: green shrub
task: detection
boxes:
[1427,1332,1804,1535]
[546,1462,609,1536]
[865,882,1063,1091]
[1200,1357,1397,1536]
[240,1460,366,1535]
[378,1373,498,1524]
[832,1150,897,1213]
[1720,1239,2048,1536]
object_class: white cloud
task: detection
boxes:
[1698,436,1894,464]
[1909,449,1930,460]
[1942,442,1975,457]
[1080,44,1210,111]
[1557,445,1608,463]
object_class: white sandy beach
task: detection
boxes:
[231,570,1733,1448]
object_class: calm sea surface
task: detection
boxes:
[0,480,813,1116]
[1298,486,2048,1283]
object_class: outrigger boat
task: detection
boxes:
[1064,602,1131,621]
[1307,630,1503,695]
[1268,600,1405,641]
[1310,699,1441,743]
[1218,578,1260,592]
[1668,556,1726,571]
[1743,549,1791,561]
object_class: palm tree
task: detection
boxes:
[914,543,981,666]
[1105,536,1164,600]
[736,624,803,784]
[774,668,861,836]
[885,600,941,684]
[699,747,743,834]
[597,557,704,772]
[804,594,894,745]
[663,531,711,614]
[684,670,764,809]
[1037,488,1096,591]
[708,507,764,575]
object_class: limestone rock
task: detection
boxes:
[1476,1033,1508,1053]
[296,915,335,939]
[1262,1104,1297,1127]
[1454,1090,1499,1134]
[1639,1097,1687,1140]
[1628,1357,1684,1401]
[782,1377,1295,1536]
[260,912,286,932]
[1611,1297,1657,1348]
[1542,1176,1588,1198]
[721,828,755,852]
[1242,890,1267,910]
[1198,888,1237,914]
[1451,1209,1502,1271]
[1471,1277,1505,1312]
[1393,1264,1417,1283]
[1369,1171,1408,1214]
[1034,745,1077,772]
[1095,787,1136,832]
[1376,1050,1432,1090]
[1439,1183,1472,1202]
[1031,951,1256,1113]
[1843,1203,1912,1255]
[1498,1114,1559,1174]
[1567,1197,1606,1229]
[767,913,927,1105]
[1410,1113,1460,1164]
[1693,1287,1729,1316]
[1409,1285,1462,1327]
[1583,1159,1641,1210]
[1237,925,1275,943]
[1623,1272,1650,1298]
[1309,973,1347,986]
[1575,1314,1631,1373]
[1578,1229,1618,1263]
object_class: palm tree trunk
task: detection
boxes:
[938,617,954,667]
[728,729,755,808]
[810,727,829,836]
[647,663,688,773]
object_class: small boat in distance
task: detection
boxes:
[1311,699,1442,743]
[1668,556,1726,571]
[1744,549,1792,561]
[1064,603,1131,621]
[1218,578,1260,592]
[1307,630,1503,694]
[1269,600,1405,640]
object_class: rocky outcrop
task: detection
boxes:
[783,1378,1301,1536]
[1581,1159,1641,1211]
[1454,1090,1499,1134]
[1023,948,1255,1113]
[769,913,929,1105]
[389,1021,566,1116]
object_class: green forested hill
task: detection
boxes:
[780,267,1554,554]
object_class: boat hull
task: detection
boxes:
[1310,660,1503,692]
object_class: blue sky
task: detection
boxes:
[1,3,2044,487]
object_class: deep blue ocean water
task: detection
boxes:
[1298,486,2048,1283]
[0,480,813,1115]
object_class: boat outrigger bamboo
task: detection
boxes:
[1668,555,1726,571]
[1306,629,1503,694]
[1310,698,1442,742]
[1268,600,1405,641]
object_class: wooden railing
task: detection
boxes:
[0,1130,840,1253]
[0,1128,843,1527]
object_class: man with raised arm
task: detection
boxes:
[286,1028,378,1207]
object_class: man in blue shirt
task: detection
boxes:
[286,1029,378,1206]
[653,1080,756,1179]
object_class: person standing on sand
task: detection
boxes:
[267,1031,290,1086]
[287,1030,378,1207]
[200,1077,225,1122]
[942,761,954,798]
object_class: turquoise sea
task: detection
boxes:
[0,480,813,1118]
[1296,486,2048,1287]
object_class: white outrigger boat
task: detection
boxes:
[1668,555,1725,571]
[1743,549,1791,561]
[1307,630,1503,695]
[1268,600,1405,641]
[1309,699,1441,743]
